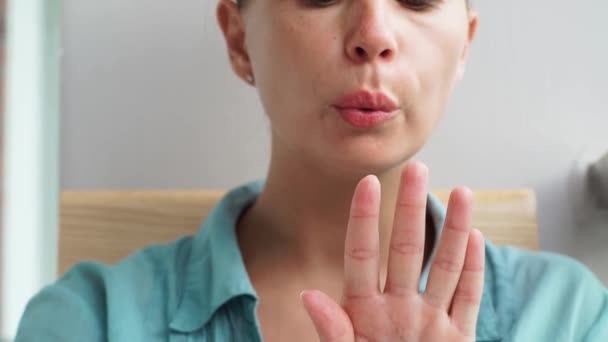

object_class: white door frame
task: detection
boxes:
[1,0,61,340]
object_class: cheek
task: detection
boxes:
[247,23,301,119]
[253,17,336,125]
[275,16,338,90]
[413,27,466,118]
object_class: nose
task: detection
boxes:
[344,1,398,64]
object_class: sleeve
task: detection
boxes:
[547,253,608,341]
[583,288,608,341]
[494,246,608,340]
[14,263,107,342]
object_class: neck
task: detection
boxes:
[237,139,435,281]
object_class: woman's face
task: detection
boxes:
[218,0,478,176]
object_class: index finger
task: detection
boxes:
[343,175,381,299]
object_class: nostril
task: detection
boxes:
[353,46,393,61]
[355,46,366,58]
[380,49,392,59]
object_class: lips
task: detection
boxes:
[333,90,399,112]
[332,90,399,128]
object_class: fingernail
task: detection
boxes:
[411,162,428,179]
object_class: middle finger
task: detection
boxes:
[384,162,429,296]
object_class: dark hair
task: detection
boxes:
[236,1,472,10]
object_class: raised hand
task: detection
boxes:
[301,162,485,342]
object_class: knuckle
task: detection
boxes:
[384,280,416,297]
[453,287,481,305]
[462,263,485,272]
[390,240,424,256]
[445,223,470,233]
[433,258,462,273]
[423,291,445,310]
[346,247,378,261]
[395,199,426,210]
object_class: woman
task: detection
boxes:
[15,0,607,341]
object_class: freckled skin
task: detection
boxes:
[217,1,480,341]
[238,0,473,176]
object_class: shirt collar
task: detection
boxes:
[169,180,263,333]
[169,180,501,340]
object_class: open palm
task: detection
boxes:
[301,162,485,342]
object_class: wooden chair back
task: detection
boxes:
[59,190,539,275]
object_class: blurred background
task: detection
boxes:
[2,0,608,340]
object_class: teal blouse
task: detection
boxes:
[15,180,608,341]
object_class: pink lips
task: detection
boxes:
[332,91,399,128]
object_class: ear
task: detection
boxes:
[217,0,254,85]
[455,10,479,82]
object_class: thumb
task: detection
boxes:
[300,290,353,342]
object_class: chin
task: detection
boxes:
[319,146,412,179]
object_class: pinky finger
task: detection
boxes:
[301,290,354,342]
[450,229,485,337]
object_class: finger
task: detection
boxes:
[423,187,474,310]
[301,290,354,342]
[384,162,429,296]
[450,228,485,337]
[343,175,381,298]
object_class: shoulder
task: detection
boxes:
[15,236,196,342]
[484,242,608,340]
[487,243,600,284]
[486,243,605,295]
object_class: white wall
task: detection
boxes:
[61,0,608,284]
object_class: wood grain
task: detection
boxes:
[59,190,538,275]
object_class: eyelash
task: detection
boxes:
[402,0,438,11]
[306,0,439,11]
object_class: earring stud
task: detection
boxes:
[245,74,254,84]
